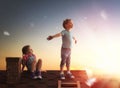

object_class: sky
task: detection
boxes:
[0,0,120,77]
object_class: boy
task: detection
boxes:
[21,45,42,79]
[47,19,77,79]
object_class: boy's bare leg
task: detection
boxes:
[60,66,64,73]
[66,66,70,72]
[60,66,65,79]
[66,66,75,78]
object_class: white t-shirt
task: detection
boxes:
[61,30,73,48]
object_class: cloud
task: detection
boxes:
[84,17,87,20]
[29,22,34,27]
[43,16,47,19]
[100,10,108,20]
[3,31,10,36]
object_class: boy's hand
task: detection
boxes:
[47,36,53,40]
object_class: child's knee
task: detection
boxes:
[38,59,42,63]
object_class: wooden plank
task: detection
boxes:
[58,80,81,88]
[58,80,61,88]
[77,81,81,88]
[62,82,77,85]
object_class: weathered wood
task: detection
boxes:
[58,80,81,88]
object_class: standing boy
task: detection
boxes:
[47,19,77,79]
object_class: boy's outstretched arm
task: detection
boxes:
[73,37,77,44]
[47,33,61,40]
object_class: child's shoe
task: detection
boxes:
[37,75,42,79]
[36,71,42,79]
[31,72,37,79]
[67,72,75,79]
[60,73,65,80]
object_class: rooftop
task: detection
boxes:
[1,70,120,88]
[0,70,89,88]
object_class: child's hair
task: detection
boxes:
[63,19,72,29]
[22,45,30,54]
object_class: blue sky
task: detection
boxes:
[0,0,120,76]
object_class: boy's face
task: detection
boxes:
[64,20,73,31]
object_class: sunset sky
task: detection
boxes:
[0,0,120,77]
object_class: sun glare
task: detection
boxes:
[74,17,120,78]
